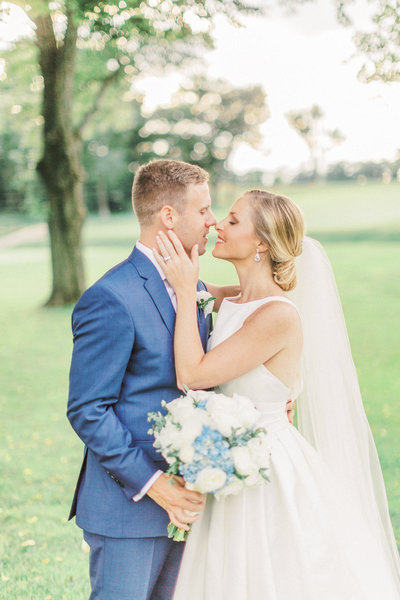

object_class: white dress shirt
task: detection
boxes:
[132,241,176,501]
[136,240,177,310]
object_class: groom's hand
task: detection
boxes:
[286,399,295,425]
[147,474,205,531]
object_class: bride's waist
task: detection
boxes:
[257,411,290,433]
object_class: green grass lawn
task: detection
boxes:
[0,213,44,237]
[0,180,399,598]
[218,179,400,235]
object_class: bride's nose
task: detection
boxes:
[215,221,224,231]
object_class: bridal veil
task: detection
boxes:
[289,236,400,584]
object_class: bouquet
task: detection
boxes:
[148,388,271,541]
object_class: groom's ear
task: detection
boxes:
[159,205,178,229]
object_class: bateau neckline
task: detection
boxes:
[223,295,289,306]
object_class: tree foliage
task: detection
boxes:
[286,104,345,175]
[354,0,400,82]
[0,0,263,305]
[80,76,268,212]
[129,77,268,187]
[336,0,400,83]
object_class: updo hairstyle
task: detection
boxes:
[246,190,304,291]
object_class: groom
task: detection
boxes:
[68,159,224,599]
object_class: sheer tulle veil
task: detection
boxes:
[288,236,400,583]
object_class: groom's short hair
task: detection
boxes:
[132,159,209,225]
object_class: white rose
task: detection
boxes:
[207,395,243,437]
[166,395,193,410]
[175,420,203,448]
[206,393,232,413]
[196,290,210,302]
[247,436,271,469]
[231,446,254,477]
[215,477,244,499]
[167,399,197,425]
[196,291,215,317]
[244,471,263,487]
[208,410,235,437]
[178,444,195,464]
[194,467,227,493]
[231,394,260,428]
[155,421,179,451]
[166,395,192,408]
[195,409,213,428]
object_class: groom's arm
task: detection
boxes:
[68,283,206,522]
[67,284,160,501]
[203,282,241,312]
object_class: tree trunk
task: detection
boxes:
[38,152,86,306]
[96,181,110,217]
[35,12,86,306]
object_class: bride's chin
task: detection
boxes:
[212,246,230,261]
[212,245,223,258]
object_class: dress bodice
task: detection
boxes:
[208,296,302,433]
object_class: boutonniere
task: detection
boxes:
[196,291,216,317]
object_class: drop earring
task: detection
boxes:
[254,248,261,262]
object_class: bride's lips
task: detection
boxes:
[215,236,225,245]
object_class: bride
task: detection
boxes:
[154,190,400,599]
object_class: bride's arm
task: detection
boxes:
[154,231,296,390]
[203,282,241,312]
[174,301,293,390]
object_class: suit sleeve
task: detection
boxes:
[67,284,159,500]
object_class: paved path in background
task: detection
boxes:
[0,223,48,249]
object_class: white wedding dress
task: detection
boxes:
[173,296,400,600]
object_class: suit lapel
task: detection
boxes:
[130,247,210,343]
[196,283,209,351]
[144,277,176,337]
[129,247,176,337]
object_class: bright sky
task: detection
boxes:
[2,0,400,175]
[206,0,400,174]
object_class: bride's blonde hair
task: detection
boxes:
[246,190,304,291]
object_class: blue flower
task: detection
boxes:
[179,426,235,489]
[195,399,208,411]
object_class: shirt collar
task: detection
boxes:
[136,240,167,282]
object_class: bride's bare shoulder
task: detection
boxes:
[246,300,301,334]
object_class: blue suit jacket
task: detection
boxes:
[67,247,211,538]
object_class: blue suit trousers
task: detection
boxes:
[84,531,185,600]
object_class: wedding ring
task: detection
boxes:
[164,256,171,262]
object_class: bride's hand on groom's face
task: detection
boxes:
[154,230,199,295]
